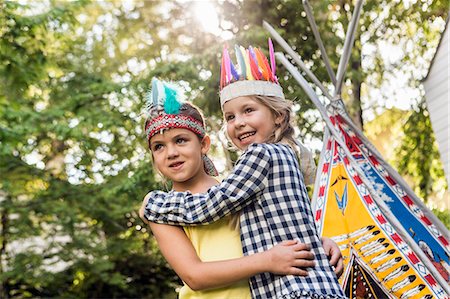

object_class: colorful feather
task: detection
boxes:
[151,78,158,107]
[146,78,165,115]
[230,60,239,81]
[254,48,271,81]
[163,83,182,114]
[224,46,232,84]
[235,45,246,79]
[220,47,227,89]
[268,38,277,82]
[248,46,262,79]
[242,48,253,80]
[248,48,262,80]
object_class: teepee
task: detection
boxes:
[264,0,450,298]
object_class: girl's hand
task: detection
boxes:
[322,237,344,278]
[139,194,150,224]
[266,240,315,276]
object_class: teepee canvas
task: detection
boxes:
[264,0,450,297]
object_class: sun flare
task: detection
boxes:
[192,1,220,34]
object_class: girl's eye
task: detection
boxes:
[176,138,187,144]
[152,144,163,151]
[225,115,235,122]
[244,107,254,113]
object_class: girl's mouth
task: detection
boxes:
[169,161,184,169]
[239,132,256,141]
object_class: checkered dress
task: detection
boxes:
[145,143,346,299]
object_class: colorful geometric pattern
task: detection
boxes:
[312,101,449,298]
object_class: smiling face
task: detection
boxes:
[149,128,210,190]
[223,96,281,150]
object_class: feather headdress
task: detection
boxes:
[219,39,284,108]
[145,78,185,117]
[144,77,218,176]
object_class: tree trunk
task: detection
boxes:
[0,194,9,299]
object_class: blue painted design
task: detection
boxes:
[360,160,449,265]
[334,183,348,215]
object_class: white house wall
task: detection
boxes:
[423,20,449,187]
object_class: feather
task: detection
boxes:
[235,44,246,79]
[220,47,227,89]
[230,60,239,81]
[248,46,262,79]
[259,48,276,82]
[243,48,253,80]
[163,83,182,114]
[145,78,163,115]
[248,49,261,80]
[254,48,270,81]
[224,46,232,84]
[151,78,158,107]
[156,80,165,107]
[268,38,278,83]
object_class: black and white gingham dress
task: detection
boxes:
[145,143,347,299]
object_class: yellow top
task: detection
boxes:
[178,215,252,299]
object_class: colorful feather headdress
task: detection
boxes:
[144,78,218,176]
[219,38,285,108]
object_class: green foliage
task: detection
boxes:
[0,1,182,298]
[0,0,448,298]
[395,100,448,201]
[433,209,450,230]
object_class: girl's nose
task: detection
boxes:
[234,115,246,128]
[167,144,179,159]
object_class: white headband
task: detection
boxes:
[220,80,285,108]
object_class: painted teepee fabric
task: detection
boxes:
[264,0,450,297]
[313,100,449,298]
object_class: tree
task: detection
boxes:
[0,1,199,297]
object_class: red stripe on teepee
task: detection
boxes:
[369,155,379,166]
[315,210,322,221]
[319,186,325,197]
[386,175,396,185]
[438,236,449,246]
[391,233,402,244]
[352,135,362,144]
[407,252,420,264]
[363,195,373,204]
[420,216,432,225]
[376,215,387,224]
[424,274,437,286]
[343,157,350,165]
[323,163,329,173]
[353,175,362,185]
[402,195,414,206]
[330,116,336,125]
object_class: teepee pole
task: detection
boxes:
[277,52,450,292]
[334,0,364,98]
[263,21,333,101]
[302,0,336,85]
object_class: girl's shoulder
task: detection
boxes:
[243,143,296,159]
[245,142,291,151]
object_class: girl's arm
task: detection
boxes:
[144,144,271,225]
[150,222,315,291]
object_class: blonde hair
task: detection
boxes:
[224,95,317,185]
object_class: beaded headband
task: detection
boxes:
[144,78,218,176]
[219,39,285,108]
